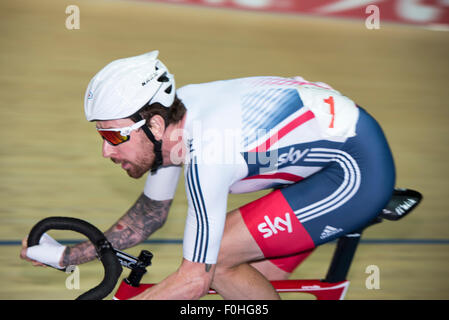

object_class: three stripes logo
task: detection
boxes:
[320,225,343,240]
[186,155,209,263]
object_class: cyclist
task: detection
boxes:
[22,51,395,299]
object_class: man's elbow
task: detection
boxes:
[154,214,168,231]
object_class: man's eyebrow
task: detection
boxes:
[96,124,118,130]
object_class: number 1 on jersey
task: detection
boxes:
[324,96,335,128]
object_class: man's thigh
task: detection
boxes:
[216,190,316,272]
[216,208,265,268]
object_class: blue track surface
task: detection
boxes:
[2,238,449,246]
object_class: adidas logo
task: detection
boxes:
[320,225,343,240]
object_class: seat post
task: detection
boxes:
[321,188,422,284]
[323,231,362,283]
[323,216,383,283]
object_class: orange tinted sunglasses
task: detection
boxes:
[97,119,146,146]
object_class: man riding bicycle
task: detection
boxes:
[21,51,395,299]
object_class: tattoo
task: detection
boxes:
[205,264,212,272]
[62,242,97,267]
[104,193,172,250]
[62,193,172,267]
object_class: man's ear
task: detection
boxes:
[148,115,165,140]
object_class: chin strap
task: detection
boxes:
[133,114,163,173]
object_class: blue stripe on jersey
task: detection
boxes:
[241,88,304,148]
[186,156,209,263]
[186,161,201,261]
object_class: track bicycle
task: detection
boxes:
[27,188,422,300]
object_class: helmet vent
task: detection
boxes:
[164,85,172,94]
[157,72,169,83]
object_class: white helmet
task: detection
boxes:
[84,50,175,121]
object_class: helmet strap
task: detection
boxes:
[132,113,163,173]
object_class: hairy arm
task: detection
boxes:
[61,193,172,267]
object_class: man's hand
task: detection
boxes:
[20,233,66,269]
[131,259,216,300]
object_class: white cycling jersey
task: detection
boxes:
[143,76,359,264]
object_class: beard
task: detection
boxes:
[109,136,157,179]
[124,162,149,179]
[112,156,153,179]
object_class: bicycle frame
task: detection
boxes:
[114,274,351,300]
[113,231,360,300]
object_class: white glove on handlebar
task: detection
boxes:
[26,233,66,269]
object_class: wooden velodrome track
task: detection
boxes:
[0,0,448,300]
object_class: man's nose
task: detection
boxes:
[102,140,116,158]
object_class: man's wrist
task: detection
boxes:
[59,246,68,268]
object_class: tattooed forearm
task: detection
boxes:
[61,193,172,267]
[104,193,172,250]
[62,241,97,267]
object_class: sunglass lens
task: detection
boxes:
[98,131,129,145]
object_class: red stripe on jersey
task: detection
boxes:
[249,110,315,153]
[243,172,304,183]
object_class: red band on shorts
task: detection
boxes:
[267,249,315,273]
[240,189,315,260]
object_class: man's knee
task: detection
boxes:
[211,262,238,289]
